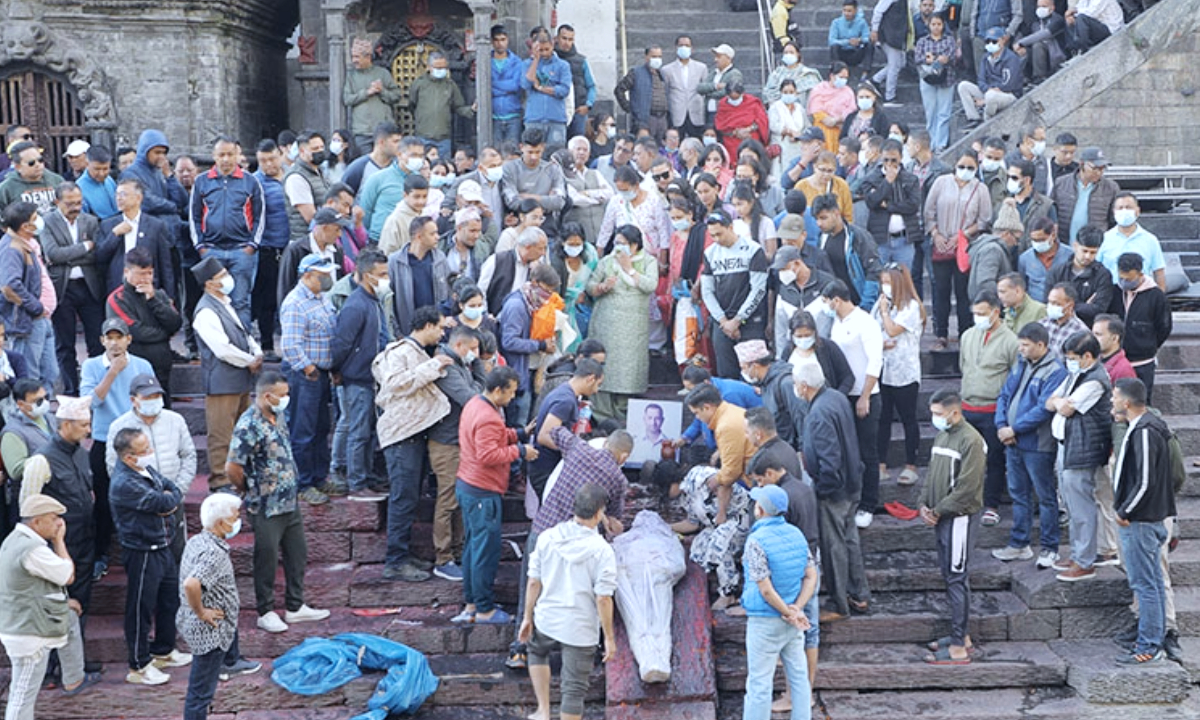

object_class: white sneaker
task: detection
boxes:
[855,510,874,529]
[992,545,1034,562]
[257,611,289,633]
[151,649,193,668]
[285,604,331,624]
[126,662,170,685]
[1036,550,1060,569]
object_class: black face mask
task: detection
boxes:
[317,274,334,292]
[309,150,328,167]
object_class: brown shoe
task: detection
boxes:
[819,609,848,623]
[1056,563,1096,582]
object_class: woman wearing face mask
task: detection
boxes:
[779,311,855,395]
[807,62,858,153]
[547,222,599,350]
[726,157,784,217]
[913,13,957,151]
[587,224,659,412]
[871,264,925,486]
[597,166,672,260]
[729,182,778,259]
[589,112,618,160]
[561,138,615,246]
[714,83,769,170]
[324,129,359,185]
[840,82,892,141]
[447,281,499,343]
[495,198,546,253]
[768,79,810,174]
[763,42,823,105]
[923,150,992,349]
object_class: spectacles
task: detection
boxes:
[652,171,671,181]
[956,165,976,171]
[24,158,44,167]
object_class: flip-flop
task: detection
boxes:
[897,468,920,486]
[926,636,978,654]
[450,610,476,624]
[981,509,1001,527]
[924,646,971,665]
[475,608,514,625]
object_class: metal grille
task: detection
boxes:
[0,70,88,175]
[390,42,440,135]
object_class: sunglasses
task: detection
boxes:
[18,134,33,141]
[882,158,900,165]
[652,171,671,181]
[956,164,976,171]
[24,158,44,167]
[1007,174,1022,181]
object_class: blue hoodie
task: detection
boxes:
[119,129,184,219]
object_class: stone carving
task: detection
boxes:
[613,510,686,683]
[0,21,117,125]
[298,35,318,64]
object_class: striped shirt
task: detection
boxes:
[280,283,335,372]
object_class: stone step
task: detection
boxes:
[717,688,1200,720]
[1050,639,1193,704]
[714,640,1068,692]
[861,549,1012,593]
[712,590,1033,648]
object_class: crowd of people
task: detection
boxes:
[0,3,1181,719]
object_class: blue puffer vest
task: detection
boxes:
[741,515,809,617]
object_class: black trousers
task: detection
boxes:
[711,319,766,380]
[122,547,180,669]
[252,247,283,352]
[1134,361,1156,405]
[52,279,104,396]
[131,341,174,409]
[849,393,881,513]
[89,441,113,561]
[932,259,971,340]
[936,513,977,646]
[964,409,1007,509]
[831,43,875,74]
[878,382,920,467]
[674,117,706,140]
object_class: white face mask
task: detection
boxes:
[224,518,242,540]
[1114,208,1137,228]
[888,133,904,144]
[648,57,663,70]
[1031,140,1047,156]
[671,218,691,232]
[29,399,49,418]
[138,397,164,417]
[374,276,391,296]
[880,284,893,299]
[794,335,816,350]
[133,453,155,470]
[1066,358,1081,374]
[973,312,993,329]
[431,67,449,79]
[955,167,976,183]
[270,395,290,415]
[329,140,345,156]
[1032,239,1052,254]
[985,42,1001,55]
[741,370,757,384]
[779,269,797,286]
[677,46,692,60]
[858,150,869,167]
[219,275,235,296]
[1007,178,1023,195]
[462,305,485,321]
[485,166,504,183]
[857,97,874,111]
[406,157,425,173]
[1035,6,1052,18]
[821,301,837,317]
[727,96,744,107]
[702,136,717,147]
[33,216,45,234]
[563,244,584,257]
[1045,303,1064,320]
[931,415,950,431]
[833,77,848,89]
[780,93,797,105]
[782,53,798,66]
[981,159,1003,173]
[464,350,478,364]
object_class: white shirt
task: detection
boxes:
[1050,369,1105,441]
[707,67,729,113]
[66,217,84,280]
[528,519,617,647]
[193,293,263,367]
[830,307,884,396]
[0,524,73,656]
[122,211,141,254]
[478,254,537,301]
[284,172,316,207]
[308,236,340,280]
[1077,0,1124,33]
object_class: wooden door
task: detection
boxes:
[0,70,88,175]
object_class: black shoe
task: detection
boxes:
[405,556,434,572]
[83,661,103,674]
[263,351,282,364]
[381,563,431,582]
[1164,629,1184,663]
[505,643,528,670]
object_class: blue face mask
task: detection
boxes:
[406,157,424,173]
[462,305,485,321]
[833,77,848,89]
[224,518,242,540]
[671,218,690,232]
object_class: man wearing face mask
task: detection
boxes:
[1015,0,1067,84]
[1113,252,1171,403]
[359,135,427,241]
[106,248,184,407]
[1050,225,1111,327]
[408,52,475,161]
[662,35,708,139]
[956,27,1022,127]
[498,264,562,426]
[192,256,264,493]
[977,137,1008,207]
[1038,283,1090,361]
[227,372,331,633]
[0,380,54,530]
[280,256,339,505]
[1004,125,1052,195]
[958,290,1018,529]
[1051,146,1119,245]
[106,375,195,562]
[615,46,669,142]
[282,132,330,245]
[772,242,836,356]
[108,426,190,685]
[1017,217,1071,303]
[1098,193,1167,291]
[1004,158,1055,253]
[737,340,804,450]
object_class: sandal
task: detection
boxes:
[450,609,476,624]
[926,636,977,654]
[897,468,919,486]
[847,597,870,615]
[981,509,1001,527]
[933,337,949,351]
[924,646,971,665]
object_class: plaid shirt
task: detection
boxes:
[280,283,335,372]
[531,425,627,534]
[228,405,298,518]
[1039,314,1089,362]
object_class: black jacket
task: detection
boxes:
[1114,411,1176,523]
[801,386,863,502]
[1113,282,1172,364]
[430,344,483,445]
[34,435,95,574]
[41,209,105,301]
[840,108,892,139]
[107,282,183,347]
[777,338,856,397]
[96,212,177,301]
[109,460,182,551]
[277,237,346,307]
[1050,260,1112,327]
[759,361,804,450]
[861,166,923,244]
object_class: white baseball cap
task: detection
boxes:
[64,139,91,157]
[712,44,736,59]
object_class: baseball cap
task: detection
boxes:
[984,26,1006,41]
[1078,146,1109,167]
[312,207,343,226]
[772,244,804,270]
[712,43,736,58]
[799,127,826,143]
[130,373,165,398]
[298,254,337,275]
[750,485,788,516]
[457,179,484,203]
[101,318,130,336]
[64,139,91,158]
[776,215,806,242]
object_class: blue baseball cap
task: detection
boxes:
[298,254,336,275]
[750,485,789,516]
[985,26,1006,41]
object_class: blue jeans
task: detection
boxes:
[457,481,503,613]
[1120,521,1168,655]
[1005,446,1059,552]
[876,234,915,270]
[744,616,811,720]
[419,137,452,160]
[10,316,57,393]
[493,118,522,146]
[384,437,426,567]
[342,382,379,490]
[524,121,567,149]
[183,634,240,720]
[802,568,820,650]
[286,367,331,491]
[505,388,532,428]
[919,81,955,151]
[203,247,257,327]
[567,111,588,139]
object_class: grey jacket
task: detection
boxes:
[967,233,1013,299]
[387,244,451,336]
[41,209,105,301]
[105,408,197,493]
[661,58,709,127]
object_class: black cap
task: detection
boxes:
[191,255,225,285]
[799,126,826,143]
[129,373,165,397]
[312,207,343,226]
[101,318,130,336]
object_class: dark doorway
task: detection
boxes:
[0,69,89,176]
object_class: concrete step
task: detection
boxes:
[713,590,1032,647]
[714,640,1069,692]
[1050,639,1193,704]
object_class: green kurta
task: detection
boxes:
[587,250,658,394]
